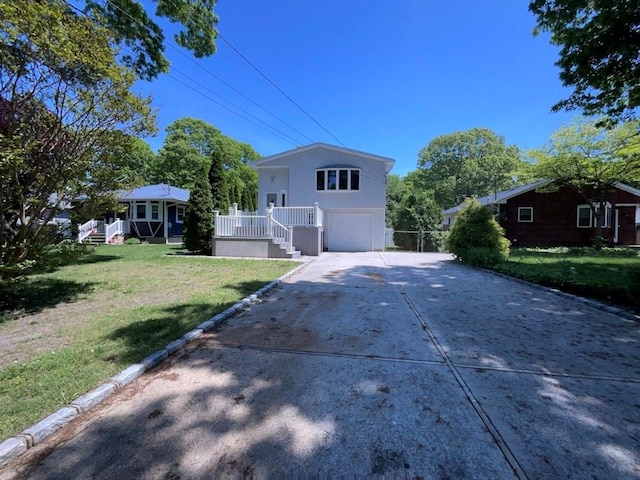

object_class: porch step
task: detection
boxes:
[85,233,105,243]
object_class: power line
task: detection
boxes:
[216,31,347,147]
[100,0,310,146]
[164,42,317,145]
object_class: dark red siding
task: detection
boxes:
[500,186,640,247]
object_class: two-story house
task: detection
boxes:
[212,143,395,257]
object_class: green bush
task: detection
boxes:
[183,170,214,254]
[446,198,510,267]
[124,237,141,245]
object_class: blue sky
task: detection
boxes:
[138,0,575,176]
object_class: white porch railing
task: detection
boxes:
[78,219,97,243]
[78,219,129,243]
[272,203,323,226]
[215,204,312,254]
[105,219,129,243]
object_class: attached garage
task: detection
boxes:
[327,214,373,251]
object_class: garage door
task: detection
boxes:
[328,214,373,251]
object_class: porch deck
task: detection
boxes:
[213,204,324,258]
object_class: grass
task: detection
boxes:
[0,244,298,440]
[493,247,640,311]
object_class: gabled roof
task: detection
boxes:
[442,180,550,215]
[251,142,395,172]
[442,179,640,215]
[119,184,190,202]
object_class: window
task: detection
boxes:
[133,201,163,221]
[596,203,611,228]
[316,170,325,190]
[577,203,611,228]
[135,203,146,220]
[517,207,533,222]
[315,168,361,191]
[176,206,185,223]
[327,170,337,190]
[351,170,360,190]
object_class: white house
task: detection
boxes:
[212,143,395,257]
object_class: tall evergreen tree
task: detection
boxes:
[183,170,214,254]
[209,146,230,212]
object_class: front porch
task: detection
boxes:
[212,203,324,258]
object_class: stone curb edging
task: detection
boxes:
[0,258,313,468]
[479,266,640,323]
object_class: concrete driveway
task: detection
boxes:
[3,252,640,479]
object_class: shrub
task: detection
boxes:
[183,170,214,254]
[446,198,510,267]
[124,237,141,245]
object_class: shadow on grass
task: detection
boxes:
[0,278,98,322]
[104,301,236,365]
[103,280,277,366]
[73,254,122,266]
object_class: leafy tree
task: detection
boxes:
[84,0,218,80]
[0,1,153,278]
[529,117,640,246]
[391,190,442,251]
[150,117,260,209]
[385,174,407,228]
[183,170,214,254]
[417,128,524,209]
[151,118,221,188]
[446,199,510,267]
[209,147,230,212]
[529,0,640,123]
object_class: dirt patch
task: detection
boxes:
[0,289,187,370]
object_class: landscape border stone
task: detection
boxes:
[0,258,312,468]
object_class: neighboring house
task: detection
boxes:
[76,184,190,244]
[443,180,640,247]
[213,143,395,257]
[118,184,189,242]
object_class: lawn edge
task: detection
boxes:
[0,258,312,468]
[476,264,640,323]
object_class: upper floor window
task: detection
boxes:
[316,168,360,191]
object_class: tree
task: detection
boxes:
[84,0,218,80]
[209,147,230,212]
[0,1,153,277]
[150,117,260,209]
[529,0,640,122]
[529,117,640,246]
[151,118,222,189]
[183,170,214,254]
[417,128,524,209]
[385,174,407,228]
[391,190,442,251]
[446,198,510,267]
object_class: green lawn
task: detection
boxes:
[0,245,298,440]
[493,247,640,311]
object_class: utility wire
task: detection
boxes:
[216,31,347,147]
[164,42,317,145]
[101,0,309,146]
[151,0,344,147]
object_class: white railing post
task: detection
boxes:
[213,210,219,236]
[314,202,320,226]
[288,226,294,254]
[266,205,273,237]
[233,203,238,216]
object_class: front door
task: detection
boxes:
[266,191,287,208]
